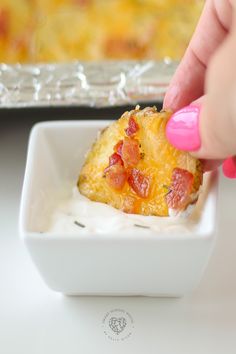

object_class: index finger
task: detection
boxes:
[163,0,232,112]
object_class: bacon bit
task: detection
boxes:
[108,153,123,167]
[128,169,150,198]
[166,168,194,210]
[113,140,123,156]
[0,9,10,39]
[105,164,127,191]
[125,116,139,136]
[104,152,123,173]
[122,137,140,168]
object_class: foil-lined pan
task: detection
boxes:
[0,60,177,108]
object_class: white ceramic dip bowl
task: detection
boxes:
[19,121,219,296]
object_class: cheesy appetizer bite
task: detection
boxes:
[78,106,203,216]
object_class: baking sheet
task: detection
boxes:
[0,60,177,108]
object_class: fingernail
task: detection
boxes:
[166,105,201,151]
[222,157,236,179]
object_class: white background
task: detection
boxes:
[1,116,236,354]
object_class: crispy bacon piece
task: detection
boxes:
[113,140,123,156]
[105,164,127,191]
[166,168,194,211]
[0,9,10,39]
[108,153,123,167]
[122,137,140,168]
[128,168,150,198]
[125,116,139,136]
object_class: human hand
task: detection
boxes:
[164,0,236,178]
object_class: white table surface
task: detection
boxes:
[1,116,236,354]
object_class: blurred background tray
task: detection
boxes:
[0,0,204,109]
[0,60,176,109]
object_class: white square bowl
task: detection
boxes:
[19,120,219,297]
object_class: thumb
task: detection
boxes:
[165,100,236,177]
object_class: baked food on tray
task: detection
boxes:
[0,0,203,63]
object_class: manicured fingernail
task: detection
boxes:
[166,105,201,151]
[222,157,236,179]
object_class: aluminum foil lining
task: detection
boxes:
[0,60,177,108]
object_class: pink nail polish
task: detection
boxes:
[222,157,236,179]
[166,105,201,151]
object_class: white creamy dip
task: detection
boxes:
[47,182,207,235]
